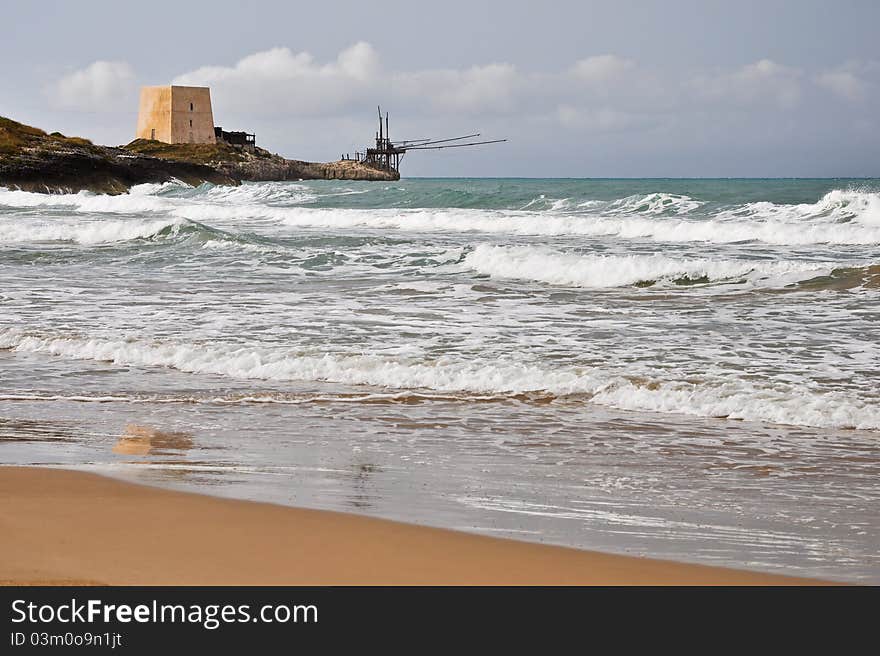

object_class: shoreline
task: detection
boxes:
[0,466,827,585]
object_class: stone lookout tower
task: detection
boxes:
[135,86,216,144]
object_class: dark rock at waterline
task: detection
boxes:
[0,149,240,195]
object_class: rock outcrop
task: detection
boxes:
[125,139,399,183]
[0,117,399,196]
[0,118,237,195]
[220,157,400,182]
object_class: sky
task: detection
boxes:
[2,0,879,177]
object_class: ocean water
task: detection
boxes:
[1,178,878,582]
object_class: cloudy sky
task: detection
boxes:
[3,0,878,177]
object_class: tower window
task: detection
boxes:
[190,103,194,111]
[189,119,193,127]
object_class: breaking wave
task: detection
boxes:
[0,215,249,246]
[0,217,194,245]
[3,185,880,245]
[272,207,880,245]
[606,192,703,215]
[515,192,701,215]
[718,189,880,225]
[1,328,878,430]
[462,244,843,289]
[268,189,880,245]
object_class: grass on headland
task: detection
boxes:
[123,139,253,164]
[0,116,95,155]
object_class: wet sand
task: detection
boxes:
[0,466,825,585]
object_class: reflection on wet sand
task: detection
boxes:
[347,463,381,510]
[112,424,194,456]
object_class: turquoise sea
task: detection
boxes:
[1,178,878,581]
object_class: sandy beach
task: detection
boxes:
[0,466,824,586]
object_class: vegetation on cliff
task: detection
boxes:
[124,139,252,165]
[0,117,97,155]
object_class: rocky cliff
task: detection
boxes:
[125,139,399,183]
[0,118,237,194]
[0,117,399,195]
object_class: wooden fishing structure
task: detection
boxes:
[349,107,506,173]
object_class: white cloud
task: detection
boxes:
[335,42,381,81]
[172,43,382,116]
[571,55,634,83]
[169,45,646,122]
[173,44,523,117]
[175,42,380,86]
[555,103,657,134]
[814,62,873,103]
[395,63,522,114]
[816,71,865,101]
[49,61,136,111]
[691,59,802,109]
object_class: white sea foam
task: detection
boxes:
[0,217,189,245]
[0,183,182,213]
[719,189,880,225]
[3,185,880,245]
[589,379,879,431]
[0,328,605,395]
[462,244,840,288]
[272,206,880,245]
[312,189,879,243]
[2,328,877,430]
[8,204,879,248]
[0,182,312,212]
[196,181,317,205]
[607,192,703,215]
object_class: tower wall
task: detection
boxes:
[135,86,216,145]
[170,87,215,145]
[135,86,172,143]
